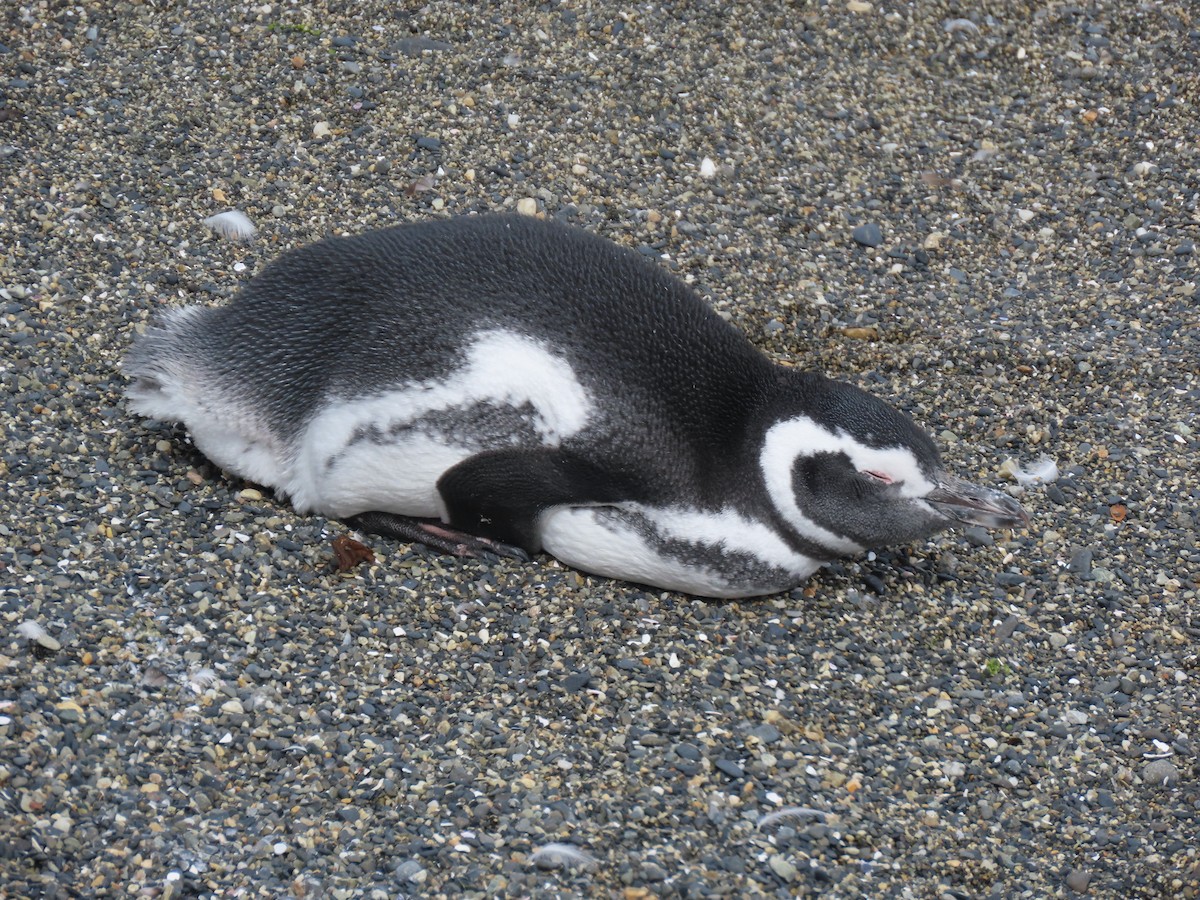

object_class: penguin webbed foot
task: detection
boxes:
[349,511,531,563]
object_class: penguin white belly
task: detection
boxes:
[296,433,474,519]
[283,328,594,517]
[538,505,823,599]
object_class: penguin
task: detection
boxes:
[124,214,1028,598]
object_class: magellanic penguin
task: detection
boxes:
[124,215,1028,598]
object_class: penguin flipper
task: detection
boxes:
[349,511,531,562]
[437,447,638,553]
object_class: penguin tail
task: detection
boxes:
[122,306,212,423]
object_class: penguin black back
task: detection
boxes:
[152,216,767,441]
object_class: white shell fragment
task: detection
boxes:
[1001,455,1059,487]
[203,210,258,242]
[528,842,599,871]
[16,620,61,651]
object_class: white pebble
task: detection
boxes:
[516,197,538,216]
[1062,708,1089,726]
[312,121,331,138]
[699,157,717,179]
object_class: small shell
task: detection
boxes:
[528,843,598,871]
[757,806,828,829]
[203,210,258,242]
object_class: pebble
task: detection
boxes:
[1068,548,1094,577]
[1065,868,1091,892]
[2,3,1196,898]
[1142,759,1181,787]
[963,526,994,547]
[769,854,798,882]
[852,222,883,247]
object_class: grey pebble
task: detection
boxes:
[852,222,883,247]
[715,758,745,778]
[769,854,798,882]
[561,671,591,691]
[639,860,668,882]
[1142,759,1181,787]
[392,859,425,883]
[995,614,1021,641]
[1068,548,1094,577]
[1065,868,1091,892]
[963,526,994,547]
[749,723,781,743]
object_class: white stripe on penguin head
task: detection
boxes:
[760,416,936,552]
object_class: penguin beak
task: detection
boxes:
[925,475,1030,529]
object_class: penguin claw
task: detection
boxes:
[349,512,532,564]
[469,541,532,564]
[423,524,531,562]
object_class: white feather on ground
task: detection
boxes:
[187,667,220,693]
[528,843,598,871]
[943,18,981,33]
[16,620,61,650]
[757,806,828,829]
[203,209,258,241]
[1002,455,1060,487]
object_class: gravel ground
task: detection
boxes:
[2,1,1197,897]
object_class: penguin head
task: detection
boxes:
[761,376,1028,557]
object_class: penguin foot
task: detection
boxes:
[349,511,531,563]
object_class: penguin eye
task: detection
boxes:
[862,469,894,485]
